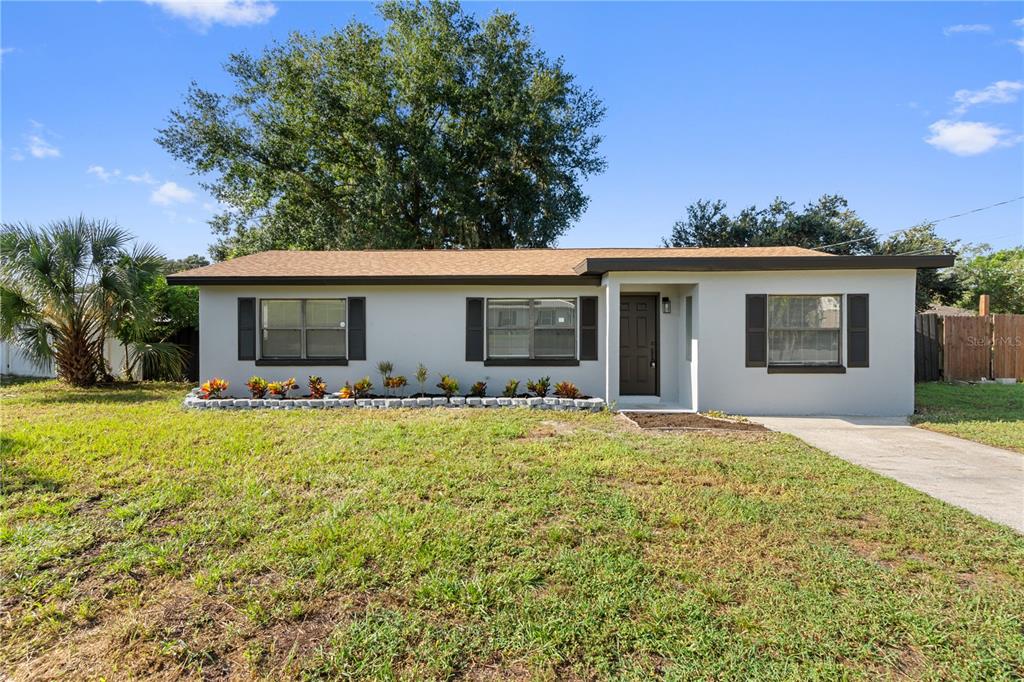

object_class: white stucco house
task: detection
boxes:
[167,247,953,415]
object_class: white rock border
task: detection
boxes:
[183,388,604,412]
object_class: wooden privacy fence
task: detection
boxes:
[993,314,1024,379]
[915,313,1024,381]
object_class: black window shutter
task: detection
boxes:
[847,294,869,368]
[466,298,484,361]
[238,298,256,361]
[348,297,366,360]
[745,294,767,367]
[579,296,598,361]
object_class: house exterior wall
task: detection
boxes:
[197,268,916,415]
[606,269,916,416]
[199,284,605,397]
[696,269,916,416]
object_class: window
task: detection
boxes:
[487,298,576,359]
[261,299,347,360]
[768,295,841,365]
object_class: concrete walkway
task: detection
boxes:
[752,416,1024,533]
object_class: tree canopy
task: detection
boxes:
[877,223,963,311]
[661,196,987,311]
[662,195,878,255]
[158,0,605,259]
[954,247,1024,314]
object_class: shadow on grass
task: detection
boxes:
[6,381,189,406]
[0,375,53,387]
[914,382,1024,424]
[1,435,65,494]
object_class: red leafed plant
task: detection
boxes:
[200,377,229,399]
[553,381,580,399]
[246,376,268,398]
[308,375,327,399]
[526,376,550,397]
[268,377,297,398]
[469,381,487,397]
[384,375,408,394]
[353,377,373,398]
[436,374,459,398]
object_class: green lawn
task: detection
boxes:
[913,382,1024,454]
[2,381,1023,680]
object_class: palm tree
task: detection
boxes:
[0,216,186,386]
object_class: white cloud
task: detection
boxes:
[925,120,1020,156]
[146,0,276,30]
[1015,18,1024,27]
[952,80,1024,113]
[125,171,157,185]
[943,24,992,36]
[87,165,121,182]
[27,134,60,159]
[151,181,196,205]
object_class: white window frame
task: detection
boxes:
[767,294,842,366]
[485,297,579,361]
[259,298,348,361]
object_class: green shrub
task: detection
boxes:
[503,379,520,398]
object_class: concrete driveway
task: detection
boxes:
[752,416,1024,533]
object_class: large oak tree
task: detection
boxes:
[158,0,605,259]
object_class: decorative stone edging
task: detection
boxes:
[182,389,604,412]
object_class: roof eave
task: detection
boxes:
[572,254,956,275]
[165,274,603,287]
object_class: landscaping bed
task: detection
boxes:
[183,390,605,411]
[622,411,768,432]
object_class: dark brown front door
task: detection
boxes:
[620,295,659,395]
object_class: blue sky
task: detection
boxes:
[2,1,1022,258]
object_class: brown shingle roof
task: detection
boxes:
[167,246,823,282]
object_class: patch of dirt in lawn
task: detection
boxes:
[7,577,370,681]
[7,580,244,681]
[621,412,769,432]
[518,420,577,440]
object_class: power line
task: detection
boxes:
[812,195,1024,252]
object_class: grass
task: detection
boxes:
[2,381,1023,680]
[913,382,1024,453]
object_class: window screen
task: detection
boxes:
[261,299,347,359]
[487,298,576,359]
[768,295,841,365]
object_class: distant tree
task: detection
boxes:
[157,0,605,259]
[878,223,963,311]
[663,195,878,254]
[164,254,210,274]
[0,217,186,386]
[954,247,1024,314]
